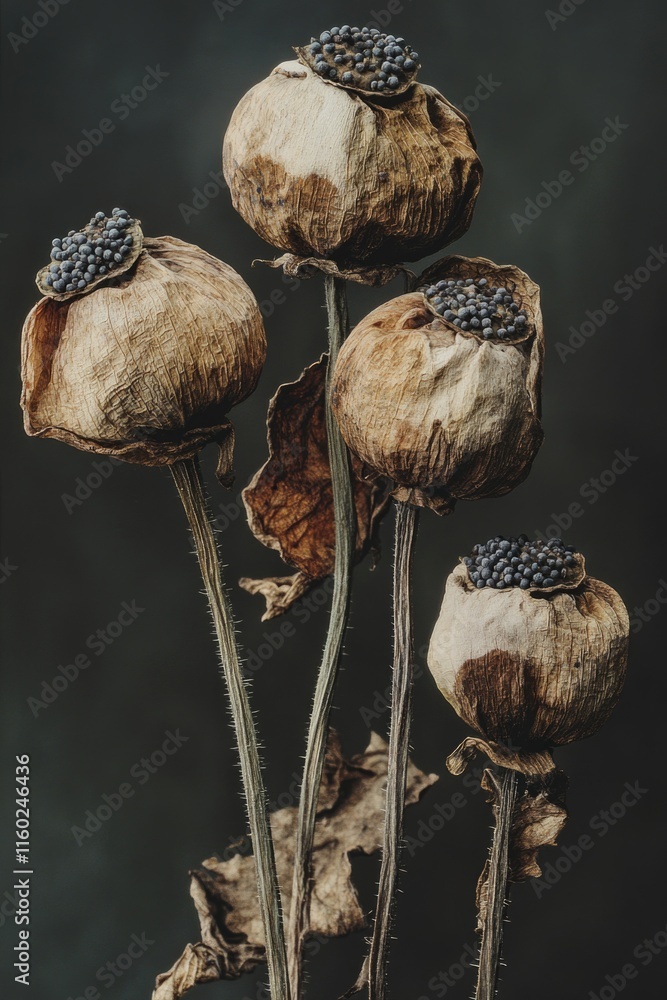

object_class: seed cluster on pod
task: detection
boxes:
[46,209,135,293]
[303,25,420,93]
[420,277,529,342]
[463,535,579,590]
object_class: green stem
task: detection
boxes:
[171,456,290,1000]
[476,768,519,1000]
[286,275,355,998]
[368,501,420,1000]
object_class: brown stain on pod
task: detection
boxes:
[428,564,630,748]
[330,256,544,513]
[454,650,543,746]
[223,61,482,266]
[21,236,266,467]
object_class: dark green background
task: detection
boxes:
[1,1,665,999]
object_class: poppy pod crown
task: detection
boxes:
[21,210,266,469]
[222,27,482,266]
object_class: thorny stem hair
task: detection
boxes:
[170,456,290,1000]
[287,275,356,997]
[476,767,519,1000]
[368,500,420,1000]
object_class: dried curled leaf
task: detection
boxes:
[474,767,568,933]
[255,253,413,287]
[238,573,313,620]
[511,769,569,882]
[446,736,556,778]
[152,732,437,1000]
[241,357,392,618]
[153,944,221,1000]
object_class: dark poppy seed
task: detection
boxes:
[464,535,581,591]
[419,274,531,344]
[43,209,136,295]
[304,27,420,93]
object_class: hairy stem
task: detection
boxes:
[171,456,290,1000]
[287,275,355,997]
[368,501,420,1000]
[476,768,519,1000]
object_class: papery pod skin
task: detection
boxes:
[330,256,544,512]
[21,237,266,466]
[223,60,482,266]
[428,564,630,747]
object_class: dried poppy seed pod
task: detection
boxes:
[428,536,630,749]
[330,255,544,513]
[222,26,482,266]
[21,210,266,469]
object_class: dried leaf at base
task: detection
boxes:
[151,731,438,1000]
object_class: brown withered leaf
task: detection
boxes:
[240,356,392,619]
[474,767,568,934]
[238,573,313,620]
[446,736,556,778]
[511,769,569,882]
[152,732,438,1000]
[153,944,222,999]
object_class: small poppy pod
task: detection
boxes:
[21,219,266,468]
[222,43,482,266]
[329,255,544,513]
[427,549,630,749]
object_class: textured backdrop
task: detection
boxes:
[1,1,665,999]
